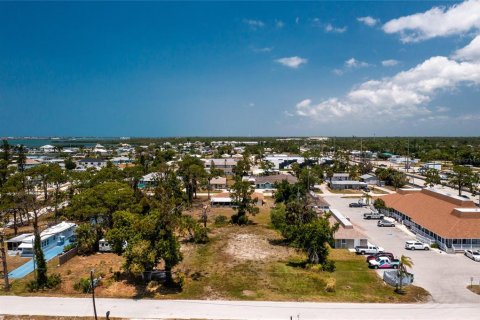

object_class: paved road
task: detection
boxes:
[0,296,480,319]
[325,195,480,303]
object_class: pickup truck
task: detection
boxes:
[363,212,384,220]
[355,245,385,255]
[366,252,395,262]
[368,257,400,269]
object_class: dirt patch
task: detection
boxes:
[226,233,288,261]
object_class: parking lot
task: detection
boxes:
[325,195,480,303]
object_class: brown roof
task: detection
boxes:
[328,216,367,240]
[307,193,330,208]
[210,177,227,185]
[380,188,480,239]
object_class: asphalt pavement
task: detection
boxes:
[324,195,480,304]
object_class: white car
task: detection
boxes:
[405,240,430,250]
[464,249,480,262]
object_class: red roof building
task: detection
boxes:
[380,188,480,252]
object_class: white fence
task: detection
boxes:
[383,271,414,287]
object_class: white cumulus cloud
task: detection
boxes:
[357,16,379,27]
[325,23,347,33]
[383,0,480,43]
[295,56,480,122]
[275,56,308,69]
[345,58,370,68]
[382,59,399,67]
[453,34,480,61]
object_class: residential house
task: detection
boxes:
[76,158,107,170]
[264,155,305,170]
[210,177,227,189]
[24,158,42,170]
[39,145,55,153]
[138,172,164,189]
[329,180,367,190]
[331,173,350,181]
[330,209,368,249]
[243,174,298,189]
[203,158,239,175]
[6,233,33,254]
[308,191,330,211]
[359,174,383,186]
[210,191,264,207]
[16,221,76,257]
[93,144,109,154]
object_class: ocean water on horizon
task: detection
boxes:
[2,138,119,148]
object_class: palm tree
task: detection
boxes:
[396,255,414,293]
[364,191,372,206]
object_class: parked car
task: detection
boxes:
[349,202,363,207]
[355,245,385,255]
[368,257,400,269]
[377,219,395,227]
[366,252,395,262]
[363,212,384,220]
[464,249,480,262]
[363,187,371,192]
[405,240,430,250]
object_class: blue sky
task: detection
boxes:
[1,1,480,137]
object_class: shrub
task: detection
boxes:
[47,273,62,289]
[193,226,209,244]
[63,243,77,253]
[26,280,39,292]
[214,215,228,226]
[231,213,249,225]
[322,259,336,272]
[176,271,186,289]
[73,277,92,293]
[270,204,286,231]
[430,243,439,249]
[26,273,62,292]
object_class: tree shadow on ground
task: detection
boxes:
[286,260,308,269]
[267,238,290,247]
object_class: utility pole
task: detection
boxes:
[91,270,98,320]
[0,228,10,291]
[406,139,410,174]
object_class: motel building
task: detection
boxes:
[380,188,480,252]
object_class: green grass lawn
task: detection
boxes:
[174,224,429,302]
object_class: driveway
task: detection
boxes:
[325,195,480,303]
